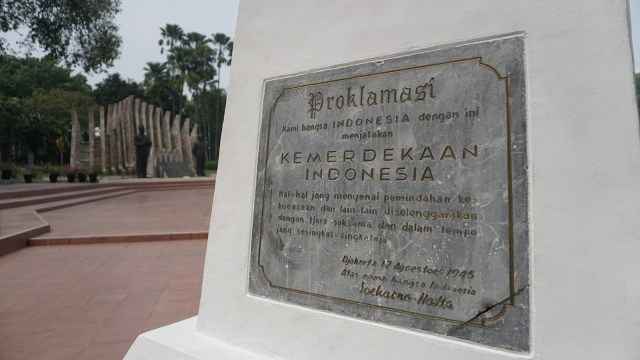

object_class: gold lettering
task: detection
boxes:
[307,153,321,163]
[401,148,413,161]
[347,87,357,107]
[307,92,323,119]
[363,149,376,162]
[343,150,355,162]
[463,145,478,159]
[380,89,397,103]
[327,151,337,163]
[379,168,390,181]
[367,92,377,105]
[400,87,412,102]
[440,146,456,160]
[383,148,394,161]
[419,147,435,160]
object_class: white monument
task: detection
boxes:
[125,0,640,359]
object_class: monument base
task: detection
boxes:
[126,0,640,358]
[125,317,262,360]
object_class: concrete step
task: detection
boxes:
[0,183,114,201]
[0,178,214,203]
[0,186,127,210]
[0,189,136,256]
[122,181,214,191]
[36,189,137,214]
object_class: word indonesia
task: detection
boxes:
[279,145,479,182]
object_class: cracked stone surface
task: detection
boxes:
[249,35,530,351]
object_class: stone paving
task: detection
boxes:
[0,180,213,360]
[31,188,212,242]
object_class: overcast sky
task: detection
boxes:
[92,0,241,89]
[93,0,640,84]
[3,0,640,88]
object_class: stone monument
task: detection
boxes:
[125,0,640,359]
[249,35,529,351]
[68,95,199,177]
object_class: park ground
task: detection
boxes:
[0,177,214,360]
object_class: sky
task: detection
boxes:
[2,0,640,88]
[82,0,640,83]
[96,0,241,89]
[4,0,241,88]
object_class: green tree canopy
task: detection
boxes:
[143,24,234,162]
[0,55,90,98]
[23,88,94,134]
[143,62,171,110]
[92,73,144,106]
[0,0,122,73]
[22,88,95,162]
[183,32,216,103]
[212,33,232,68]
[159,24,185,55]
[0,54,93,163]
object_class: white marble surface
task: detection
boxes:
[126,0,640,359]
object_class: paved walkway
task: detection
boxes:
[0,180,214,360]
[32,188,212,241]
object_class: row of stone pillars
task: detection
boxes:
[70,95,199,177]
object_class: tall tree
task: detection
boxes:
[22,88,95,164]
[197,88,226,161]
[0,56,90,98]
[183,32,216,156]
[150,26,234,162]
[212,33,232,76]
[167,45,190,117]
[211,33,233,160]
[159,24,185,55]
[0,94,22,163]
[0,55,92,162]
[143,62,170,109]
[159,24,186,117]
[0,0,122,73]
[92,73,144,106]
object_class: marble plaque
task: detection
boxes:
[249,36,529,352]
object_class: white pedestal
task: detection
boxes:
[126,0,640,359]
[125,317,262,359]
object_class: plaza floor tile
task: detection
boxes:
[0,240,207,360]
[0,181,213,360]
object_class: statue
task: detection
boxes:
[134,124,152,178]
[192,134,206,176]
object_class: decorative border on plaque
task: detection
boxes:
[256,57,516,327]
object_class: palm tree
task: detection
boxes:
[143,62,168,108]
[226,41,233,65]
[159,24,186,117]
[184,32,210,47]
[182,32,216,160]
[167,46,192,118]
[159,24,185,55]
[186,45,215,118]
[212,33,232,84]
[211,33,233,161]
